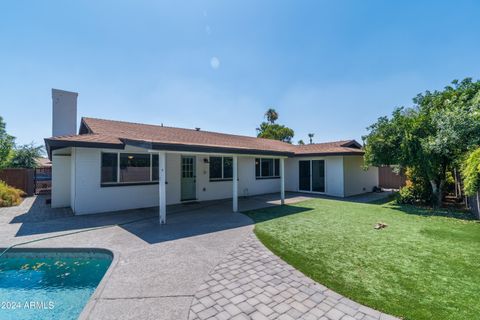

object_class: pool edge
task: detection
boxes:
[0,246,119,320]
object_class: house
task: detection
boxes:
[45,89,378,222]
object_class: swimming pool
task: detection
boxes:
[0,249,112,320]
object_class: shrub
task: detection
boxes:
[396,167,432,204]
[0,180,25,207]
[397,185,417,204]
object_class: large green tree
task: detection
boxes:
[363,78,480,207]
[9,143,44,169]
[0,116,15,168]
[257,108,294,143]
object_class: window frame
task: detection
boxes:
[101,152,160,187]
[255,157,281,180]
[209,156,234,182]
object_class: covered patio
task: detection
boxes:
[152,151,286,224]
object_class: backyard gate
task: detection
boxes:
[34,167,52,195]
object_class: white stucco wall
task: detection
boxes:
[53,145,381,214]
[343,155,379,196]
[51,154,71,208]
[284,156,345,197]
[66,147,283,215]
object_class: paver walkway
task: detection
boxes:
[189,234,399,320]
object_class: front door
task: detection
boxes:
[181,156,196,201]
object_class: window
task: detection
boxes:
[209,156,233,180]
[101,152,159,186]
[101,153,118,183]
[120,153,151,182]
[255,158,281,179]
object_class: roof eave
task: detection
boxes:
[124,139,294,157]
[294,151,365,157]
[44,138,125,159]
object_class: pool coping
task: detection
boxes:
[0,246,119,320]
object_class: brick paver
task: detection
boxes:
[189,234,399,320]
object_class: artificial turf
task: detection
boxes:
[245,198,480,320]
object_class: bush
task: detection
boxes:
[396,167,433,205]
[0,181,25,207]
[397,185,417,204]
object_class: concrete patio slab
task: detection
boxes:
[0,191,396,319]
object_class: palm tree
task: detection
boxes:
[308,133,314,144]
[265,108,279,124]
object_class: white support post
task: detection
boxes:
[158,151,167,224]
[233,155,238,212]
[280,158,285,205]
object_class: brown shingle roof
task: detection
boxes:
[294,140,364,156]
[80,117,296,154]
[45,117,363,157]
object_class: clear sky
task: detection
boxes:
[1,1,479,147]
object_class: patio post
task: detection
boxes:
[158,151,166,224]
[280,158,285,205]
[233,155,238,212]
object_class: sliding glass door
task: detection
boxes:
[299,161,311,191]
[298,160,325,193]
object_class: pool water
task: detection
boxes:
[0,251,112,320]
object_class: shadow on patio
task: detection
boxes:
[9,194,309,244]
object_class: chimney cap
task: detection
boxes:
[52,88,78,97]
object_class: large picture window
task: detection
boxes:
[120,153,150,182]
[209,156,233,181]
[255,158,280,179]
[101,152,159,186]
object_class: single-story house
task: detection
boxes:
[45,89,378,223]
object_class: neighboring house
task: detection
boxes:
[36,157,52,168]
[45,89,378,222]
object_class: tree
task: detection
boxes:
[256,108,294,143]
[265,108,278,124]
[308,133,314,144]
[298,140,305,145]
[0,116,15,169]
[363,78,480,207]
[9,143,44,169]
[257,123,294,143]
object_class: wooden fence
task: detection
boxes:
[378,166,407,190]
[467,192,480,220]
[0,168,34,196]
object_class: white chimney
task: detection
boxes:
[52,88,78,136]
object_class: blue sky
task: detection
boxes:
[1,1,480,147]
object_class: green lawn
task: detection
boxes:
[245,198,480,320]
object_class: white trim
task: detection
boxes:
[280,158,285,205]
[116,153,120,183]
[233,155,238,212]
[158,151,166,224]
